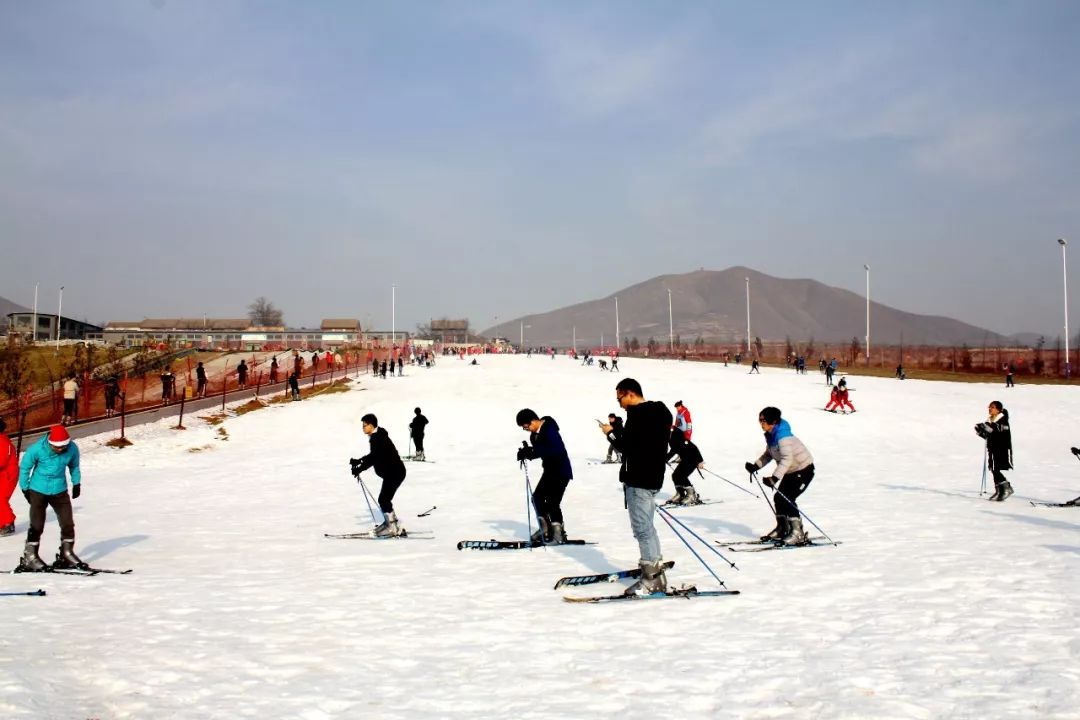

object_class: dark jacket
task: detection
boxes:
[667,428,703,466]
[609,401,673,491]
[978,413,1013,471]
[606,417,624,446]
[359,427,406,481]
[410,413,429,438]
[522,416,573,480]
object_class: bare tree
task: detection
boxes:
[0,340,33,413]
[248,297,284,327]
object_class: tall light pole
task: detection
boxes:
[391,284,396,349]
[1060,238,1070,378]
[32,283,38,343]
[56,285,64,352]
[667,288,674,352]
[572,325,576,353]
[614,297,620,352]
[864,264,871,364]
[745,277,751,353]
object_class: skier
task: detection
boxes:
[603,412,623,464]
[409,407,429,461]
[516,408,573,544]
[824,385,842,413]
[350,414,408,537]
[600,378,672,596]
[397,356,404,376]
[666,427,703,505]
[750,359,760,374]
[745,407,815,545]
[288,370,300,401]
[610,356,619,372]
[380,360,388,379]
[835,378,856,413]
[0,417,17,536]
[673,400,693,440]
[825,358,836,385]
[1068,447,1080,505]
[17,425,87,571]
[1004,363,1016,388]
[975,400,1013,501]
[236,360,248,390]
[371,358,379,376]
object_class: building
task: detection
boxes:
[7,313,102,342]
[91,318,366,350]
[429,318,470,344]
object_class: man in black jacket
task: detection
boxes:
[603,412,623,464]
[351,413,408,536]
[516,408,573,544]
[600,378,672,595]
[409,407,429,461]
[666,428,703,506]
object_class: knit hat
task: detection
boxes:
[48,424,71,447]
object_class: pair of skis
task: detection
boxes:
[1,589,46,597]
[716,536,839,553]
[457,538,595,550]
[553,561,739,603]
[11,565,133,576]
[325,531,434,541]
[1030,500,1079,508]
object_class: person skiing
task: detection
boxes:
[603,412,623,464]
[288,370,301,401]
[975,400,1013,501]
[824,385,842,413]
[350,414,408,537]
[745,407,815,545]
[750,359,761,374]
[600,378,672,596]
[17,424,87,571]
[397,356,404,377]
[409,407,429,461]
[825,358,836,385]
[1067,447,1080,505]
[516,408,572,544]
[1005,363,1016,388]
[0,417,17,536]
[673,400,693,440]
[836,378,856,413]
[666,427,703,506]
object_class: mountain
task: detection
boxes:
[481,267,1009,348]
[0,295,30,319]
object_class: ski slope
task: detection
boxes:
[3,354,1078,719]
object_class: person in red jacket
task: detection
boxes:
[836,378,856,413]
[824,386,842,412]
[0,417,18,536]
[673,400,693,440]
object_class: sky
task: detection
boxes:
[1,0,1079,337]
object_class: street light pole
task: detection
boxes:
[864,264,871,364]
[615,297,620,352]
[55,286,64,352]
[745,277,751,353]
[667,288,674,352]
[391,284,396,349]
[1060,239,1070,378]
[32,283,38,343]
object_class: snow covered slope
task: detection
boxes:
[3,355,1077,719]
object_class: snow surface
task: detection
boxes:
[2,355,1078,719]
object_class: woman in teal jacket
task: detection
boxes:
[17,424,86,572]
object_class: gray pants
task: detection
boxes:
[624,485,661,562]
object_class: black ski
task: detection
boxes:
[1029,501,1079,508]
[0,589,46,597]
[564,586,740,604]
[11,565,132,576]
[658,500,723,510]
[554,560,675,589]
[715,536,827,547]
[325,531,433,540]
[457,539,596,551]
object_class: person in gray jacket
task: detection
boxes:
[744,406,815,545]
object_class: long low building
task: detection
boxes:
[7,312,103,341]
[88,318,402,350]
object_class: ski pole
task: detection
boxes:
[980,452,988,495]
[656,509,731,588]
[655,504,737,570]
[522,464,542,548]
[767,482,836,545]
[357,478,379,524]
[0,590,46,597]
[698,467,759,498]
[749,470,776,514]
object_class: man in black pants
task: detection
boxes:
[666,427,703,505]
[516,408,573,544]
[351,414,408,537]
[603,412,623,463]
[409,407,429,461]
[17,425,87,571]
[745,406,815,544]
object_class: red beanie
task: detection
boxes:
[47,424,71,447]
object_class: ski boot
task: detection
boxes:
[781,517,808,545]
[530,517,550,544]
[1066,496,1080,506]
[995,482,1014,502]
[374,511,405,537]
[53,540,90,570]
[760,515,788,542]
[624,558,668,597]
[0,523,14,537]
[548,522,567,545]
[666,488,687,506]
[682,487,702,506]
[17,541,48,572]
[415,452,425,462]
[987,483,1003,501]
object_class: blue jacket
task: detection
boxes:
[19,436,81,496]
[524,416,573,481]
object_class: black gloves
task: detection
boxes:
[516,445,530,464]
[349,458,362,477]
[22,489,30,503]
[974,423,990,439]
[744,461,758,474]
[763,476,777,488]
[72,484,81,499]
[1071,447,1080,456]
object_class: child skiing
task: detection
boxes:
[666,427,703,505]
[673,400,693,440]
[409,407,429,461]
[603,412,623,464]
[350,414,408,536]
[516,409,573,544]
[975,400,1013,501]
[745,407,815,545]
[17,425,87,571]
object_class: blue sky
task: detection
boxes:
[1,1,1078,337]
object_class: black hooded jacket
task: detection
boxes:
[667,428,704,466]
[521,416,573,480]
[359,427,406,481]
[608,401,673,491]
